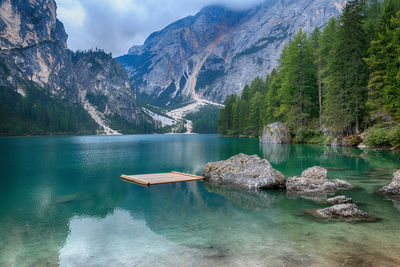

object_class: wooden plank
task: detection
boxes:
[141,177,202,185]
[124,174,186,180]
[170,171,203,179]
[120,174,151,186]
[120,171,203,186]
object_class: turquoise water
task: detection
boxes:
[1,134,400,266]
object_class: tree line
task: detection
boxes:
[0,84,98,136]
[218,0,400,147]
[185,105,220,133]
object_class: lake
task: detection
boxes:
[1,134,400,266]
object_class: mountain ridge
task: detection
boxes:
[0,0,149,135]
[117,0,346,106]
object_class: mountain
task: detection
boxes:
[72,50,143,134]
[117,0,347,106]
[0,0,145,135]
[0,0,348,135]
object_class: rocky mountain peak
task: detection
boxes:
[117,0,347,106]
[0,0,146,135]
[0,0,67,50]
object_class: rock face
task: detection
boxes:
[260,122,291,144]
[303,203,378,223]
[0,0,145,134]
[286,166,355,196]
[0,0,76,100]
[378,170,400,199]
[73,51,141,124]
[117,0,346,106]
[203,153,286,190]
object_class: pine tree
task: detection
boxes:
[311,27,323,126]
[364,0,382,41]
[276,29,318,132]
[319,18,337,90]
[264,70,282,124]
[218,94,238,135]
[247,91,263,136]
[324,0,368,134]
[260,74,272,126]
[366,2,400,124]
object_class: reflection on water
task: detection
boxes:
[59,209,203,266]
[1,135,400,266]
[261,143,291,164]
[204,182,285,210]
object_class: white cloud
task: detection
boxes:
[56,0,265,57]
[57,0,85,27]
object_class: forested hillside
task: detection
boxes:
[218,0,400,148]
[185,105,220,133]
[0,0,150,136]
[0,82,97,136]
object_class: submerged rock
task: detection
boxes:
[260,122,291,144]
[54,193,91,205]
[303,203,378,223]
[202,153,286,190]
[392,200,400,212]
[378,170,400,199]
[326,195,353,204]
[286,166,355,197]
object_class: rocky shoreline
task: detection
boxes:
[203,153,400,223]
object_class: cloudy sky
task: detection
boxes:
[56,0,264,57]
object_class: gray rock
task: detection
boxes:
[378,170,400,200]
[294,195,353,204]
[260,122,291,144]
[301,166,327,180]
[202,153,286,190]
[326,195,353,204]
[303,203,378,223]
[286,166,355,197]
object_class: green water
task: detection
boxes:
[1,134,400,266]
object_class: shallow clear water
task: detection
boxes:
[1,134,400,266]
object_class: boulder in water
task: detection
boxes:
[326,195,353,204]
[259,122,291,144]
[286,166,355,197]
[203,153,286,190]
[303,203,378,223]
[378,170,400,199]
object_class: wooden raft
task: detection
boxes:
[120,171,203,186]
